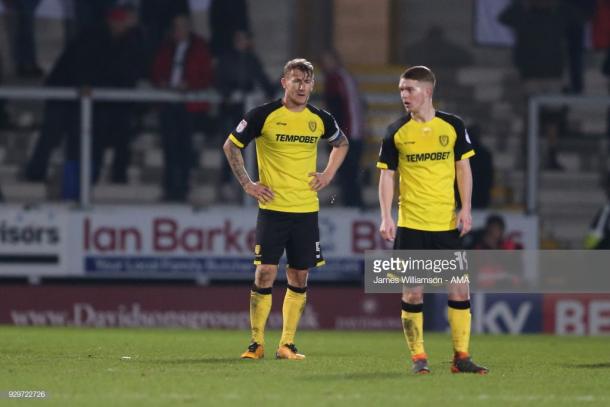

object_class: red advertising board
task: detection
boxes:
[0,285,401,330]
[543,294,610,335]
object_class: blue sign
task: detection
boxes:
[424,293,542,333]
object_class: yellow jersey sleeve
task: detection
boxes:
[437,111,476,161]
[377,116,409,170]
[228,100,281,149]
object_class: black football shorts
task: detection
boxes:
[393,227,462,250]
[254,209,324,269]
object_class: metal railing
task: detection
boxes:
[0,86,226,207]
[527,94,610,214]
[10,86,598,214]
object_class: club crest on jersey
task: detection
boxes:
[254,244,261,255]
[236,119,248,133]
[308,121,317,132]
[439,135,449,146]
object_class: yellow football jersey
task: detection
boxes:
[377,111,475,231]
[229,99,342,213]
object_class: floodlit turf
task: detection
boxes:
[1,328,610,406]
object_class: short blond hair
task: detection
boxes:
[283,58,314,78]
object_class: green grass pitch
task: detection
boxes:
[2,327,609,406]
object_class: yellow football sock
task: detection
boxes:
[401,302,425,357]
[448,301,472,355]
[279,285,307,345]
[249,287,272,345]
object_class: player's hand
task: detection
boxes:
[244,182,274,204]
[456,208,472,237]
[308,171,332,191]
[379,218,396,242]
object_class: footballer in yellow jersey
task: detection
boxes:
[377,110,475,231]
[223,58,349,361]
[229,99,341,213]
[377,66,488,375]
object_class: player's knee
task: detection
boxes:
[448,283,469,301]
[402,292,423,304]
[256,265,277,282]
[448,293,469,302]
[286,268,308,287]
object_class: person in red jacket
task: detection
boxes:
[320,49,366,208]
[151,14,214,201]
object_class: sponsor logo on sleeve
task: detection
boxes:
[236,119,248,133]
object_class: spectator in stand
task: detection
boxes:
[90,6,147,184]
[215,30,276,201]
[4,0,44,77]
[151,14,214,202]
[60,6,145,199]
[467,124,494,209]
[65,0,188,62]
[499,0,572,170]
[24,19,82,182]
[320,49,366,208]
[593,0,610,54]
[467,214,524,289]
[465,214,523,250]
[24,5,145,189]
[561,0,596,94]
[69,0,117,38]
[209,0,250,57]
[139,0,190,66]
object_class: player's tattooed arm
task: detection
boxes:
[223,140,251,188]
[329,133,349,148]
[223,139,274,203]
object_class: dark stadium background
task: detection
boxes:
[0,0,608,347]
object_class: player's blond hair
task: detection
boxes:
[283,58,314,79]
